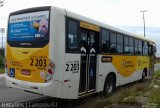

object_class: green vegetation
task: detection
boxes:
[0,55,4,67]
[149,89,160,104]
[156,57,160,64]
[0,68,4,74]
[148,71,160,107]
[154,71,160,80]
[0,48,4,74]
[83,83,148,108]
[82,70,160,108]
[0,48,4,64]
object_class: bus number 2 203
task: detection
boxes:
[30,58,46,67]
[66,63,79,72]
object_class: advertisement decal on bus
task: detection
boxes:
[6,10,51,83]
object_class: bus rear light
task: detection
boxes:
[48,69,53,74]
[45,69,54,82]
[45,73,52,82]
[45,60,56,83]
[5,63,8,75]
[49,63,55,68]
[49,62,55,70]
[5,63,7,68]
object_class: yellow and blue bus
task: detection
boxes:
[5,6,156,99]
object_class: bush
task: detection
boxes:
[0,48,4,67]
[0,48,4,57]
[0,55,4,67]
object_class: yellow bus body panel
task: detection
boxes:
[6,44,49,83]
[103,55,150,77]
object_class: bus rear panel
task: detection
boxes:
[5,7,64,98]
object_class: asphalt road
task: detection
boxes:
[0,64,160,108]
[0,78,44,103]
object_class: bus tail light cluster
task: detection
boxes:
[45,60,56,82]
[5,57,8,75]
[5,63,8,74]
[5,63,8,68]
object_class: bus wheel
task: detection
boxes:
[104,75,115,95]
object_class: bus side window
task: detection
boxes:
[153,46,156,56]
[129,37,134,54]
[101,29,110,53]
[110,33,117,53]
[143,41,148,56]
[149,45,156,56]
[138,40,142,55]
[124,36,129,54]
[117,34,123,54]
[135,39,140,55]
[66,19,78,53]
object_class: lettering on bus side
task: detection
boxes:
[66,61,80,73]
[122,60,134,68]
[101,56,112,63]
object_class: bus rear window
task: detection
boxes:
[8,10,50,48]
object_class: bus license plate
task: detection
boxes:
[21,70,30,76]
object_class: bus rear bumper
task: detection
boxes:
[5,76,63,98]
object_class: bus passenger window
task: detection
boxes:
[143,41,148,56]
[135,39,140,54]
[117,34,123,54]
[66,20,78,53]
[101,30,110,53]
[124,36,129,54]
[129,37,134,54]
[110,33,117,53]
[138,40,142,55]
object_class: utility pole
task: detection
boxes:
[1,28,4,48]
[2,28,3,49]
[0,28,4,48]
[141,10,147,37]
[0,0,4,49]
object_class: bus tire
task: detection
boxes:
[104,74,115,95]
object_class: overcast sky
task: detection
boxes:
[0,0,160,56]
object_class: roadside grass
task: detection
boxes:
[154,71,160,80]
[149,89,160,104]
[0,55,4,65]
[0,54,4,74]
[148,70,160,107]
[82,81,151,108]
[155,58,160,64]
[83,70,160,108]
[155,60,160,64]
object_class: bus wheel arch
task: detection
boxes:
[103,72,116,94]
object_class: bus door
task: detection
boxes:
[149,44,156,77]
[79,29,98,94]
[149,45,154,77]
